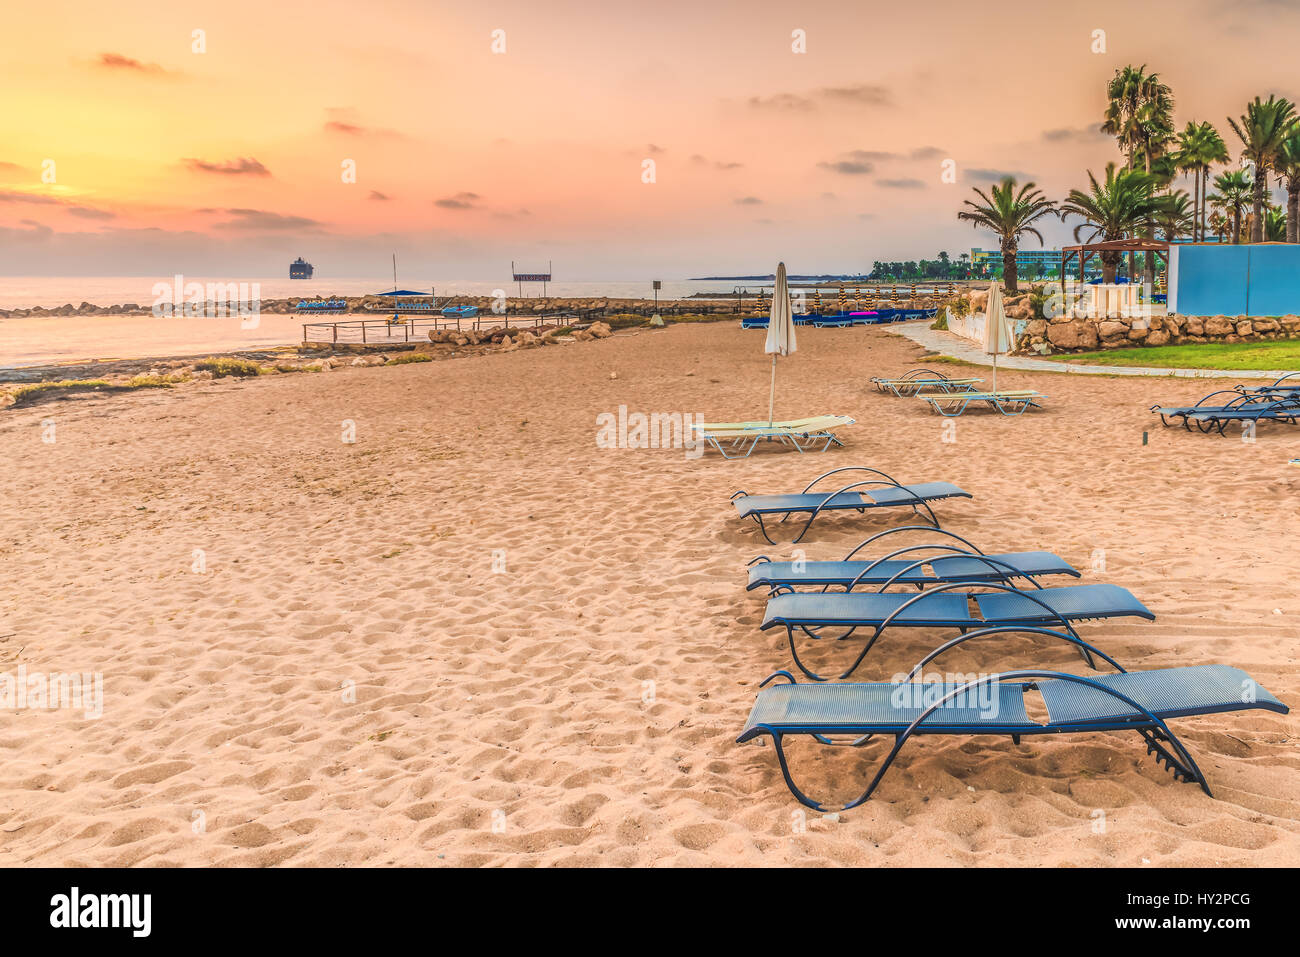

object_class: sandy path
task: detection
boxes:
[0,322,1296,866]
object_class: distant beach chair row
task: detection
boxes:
[742,308,937,330]
[874,369,1046,417]
[295,299,349,312]
[1152,373,1300,435]
[727,466,1288,809]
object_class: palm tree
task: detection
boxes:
[1060,163,1170,282]
[1264,206,1287,242]
[1155,190,1195,241]
[1174,121,1230,241]
[1103,65,1176,282]
[1227,95,1298,242]
[1207,169,1252,243]
[1103,65,1177,172]
[956,177,1057,294]
[1276,130,1300,243]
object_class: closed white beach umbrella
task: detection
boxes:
[765,262,797,425]
[982,281,1013,393]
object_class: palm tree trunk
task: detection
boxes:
[1289,183,1299,244]
[1002,246,1018,295]
[1250,174,1266,243]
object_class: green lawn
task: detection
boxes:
[1064,339,1300,371]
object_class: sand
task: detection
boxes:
[0,321,1296,866]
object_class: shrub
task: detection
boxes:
[193,357,263,377]
[387,352,433,364]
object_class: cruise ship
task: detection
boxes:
[290,257,314,279]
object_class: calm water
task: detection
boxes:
[0,277,750,310]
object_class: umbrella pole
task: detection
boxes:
[768,355,777,426]
[992,352,997,394]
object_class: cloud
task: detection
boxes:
[0,189,114,220]
[184,157,271,177]
[434,191,481,210]
[689,154,743,170]
[1042,125,1109,143]
[748,85,894,112]
[368,190,391,201]
[819,159,875,175]
[734,196,763,205]
[325,121,365,135]
[209,208,324,231]
[819,84,892,107]
[645,143,667,154]
[818,147,945,175]
[66,207,117,220]
[966,167,1034,182]
[97,52,169,75]
[747,92,816,111]
[876,178,926,189]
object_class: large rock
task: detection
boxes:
[1183,316,1204,336]
[1205,316,1234,337]
[1025,319,1048,337]
[1253,318,1280,333]
[1146,329,1170,346]
[589,321,613,339]
[1097,320,1127,339]
[1236,320,1254,337]
[1046,320,1099,350]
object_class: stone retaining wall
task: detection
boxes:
[1016,313,1300,354]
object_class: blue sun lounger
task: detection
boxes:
[761,580,1153,680]
[737,632,1288,809]
[1152,389,1300,430]
[731,467,972,545]
[745,526,1080,593]
[870,369,982,397]
[1185,400,1300,435]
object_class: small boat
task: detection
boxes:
[442,305,478,319]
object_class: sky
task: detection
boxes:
[1,0,1298,279]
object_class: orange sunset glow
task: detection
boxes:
[1,0,1298,276]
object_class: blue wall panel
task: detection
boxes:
[1174,245,1250,316]
[1245,245,1300,317]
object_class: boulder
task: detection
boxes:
[1183,317,1204,336]
[1146,329,1170,346]
[589,321,613,339]
[1025,319,1048,337]
[1205,316,1234,337]
[1097,320,1127,339]
[1236,320,1254,337]
[1046,320,1099,350]
[1127,325,1149,340]
[1253,318,1280,333]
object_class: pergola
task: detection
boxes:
[1060,238,1170,286]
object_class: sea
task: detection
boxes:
[0,277,751,311]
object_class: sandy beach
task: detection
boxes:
[0,321,1295,867]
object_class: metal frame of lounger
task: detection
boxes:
[920,390,1045,417]
[1184,399,1300,435]
[737,634,1288,810]
[745,525,1080,595]
[870,369,983,397]
[761,577,1158,680]
[730,466,972,545]
[1151,389,1298,429]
